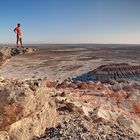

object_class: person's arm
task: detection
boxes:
[14,27,17,34]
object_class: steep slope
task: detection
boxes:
[75,63,140,82]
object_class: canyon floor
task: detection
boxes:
[0,44,140,81]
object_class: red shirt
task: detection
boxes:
[15,27,22,36]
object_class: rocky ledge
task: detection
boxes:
[0,78,57,140]
[36,79,140,140]
[0,78,140,140]
[0,47,36,66]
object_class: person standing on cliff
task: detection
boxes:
[14,23,23,48]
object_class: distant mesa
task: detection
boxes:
[74,63,140,82]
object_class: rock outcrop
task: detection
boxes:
[0,63,140,139]
[0,78,140,139]
[0,79,57,140]
[0,47,36,66]
[11,47,36,56]
[33,79,140,140]
[74,63,140,82]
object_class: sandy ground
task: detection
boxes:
[0,44,140,81]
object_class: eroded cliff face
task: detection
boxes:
[0,78,140,140]
[0,79,57,140]
[74,63,140,82]
[35,80,140,140]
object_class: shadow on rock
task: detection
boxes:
[11,47,36,56]
[73,63,140,83]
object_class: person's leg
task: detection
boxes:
[16,35,19,48]
[20,37,23,48]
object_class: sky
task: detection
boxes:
[0,0,140,44]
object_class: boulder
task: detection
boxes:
[93,108,121,121]
[92,108,140,134]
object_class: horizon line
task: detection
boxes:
[1,43,140,46]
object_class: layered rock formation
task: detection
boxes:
[75,63,140,82]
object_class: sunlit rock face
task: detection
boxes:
[33,79,140,140]
[74,63,140,82]
[0,79,57,140]
[56,80,140,135]
[0,78,140,140]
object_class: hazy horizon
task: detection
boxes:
[1,43,140,46]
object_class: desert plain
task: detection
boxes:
[0,44,139,81]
